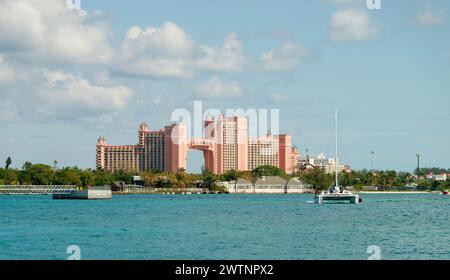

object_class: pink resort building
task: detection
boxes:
[96,115,299,174]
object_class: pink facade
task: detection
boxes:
[96,116,298,174]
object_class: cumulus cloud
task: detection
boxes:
[0,0,113,64]
[37,70,134,122]
[416,1,446,26]
[195,77,242,99]
[196,33,248,73]
[261,42,310,71]
[0,2,312,124]
[122,22,194,58]
[329,9,379,42]
[119,25,249,78]
[0,0,309,79]
[118,22,307,78]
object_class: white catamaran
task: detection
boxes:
[314,109,362,204]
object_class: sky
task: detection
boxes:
[0,0,449,173]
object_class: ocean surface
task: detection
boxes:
[0,194,449,260]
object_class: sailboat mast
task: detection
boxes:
[335,108,339,188]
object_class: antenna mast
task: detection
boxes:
[335,108,339,189]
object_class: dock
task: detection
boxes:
[52,186,112,200]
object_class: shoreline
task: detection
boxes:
[356,191,436,194]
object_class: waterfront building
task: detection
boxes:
[298,153,351,174]
[286,177,311,193]
[232,178,254,193]
[223,176,312,194]
[253,176,287,194]
[96,115,298,174]
[426,173,448,181]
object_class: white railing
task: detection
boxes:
[0,185,77,195]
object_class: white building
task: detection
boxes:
[299,153,351,174]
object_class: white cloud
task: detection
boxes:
[120,57,193,79]
[0,68,134,124]
[119,21,197,78]
[329,9,379,42]
[0,56,21,85]
[122,22,194,58]
[261,42,310,71]
[195,77,242,99]
[416,2,446,26]
[119,25,248,78]
[196,33,248,73]
[38,70,134,121]
[119,23,307,78]
[0,0,113,64]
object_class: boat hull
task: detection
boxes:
[314,193,360,204]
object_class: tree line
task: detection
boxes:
[1,156,449,192]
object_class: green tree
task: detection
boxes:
[222,169,238,181]
[176,168,186,181]
[140,172,159,187]
[93,168,114,186]
[113,169,133,184]
[299,168,333,194]
[22,161,32,171]
[251,165,286,178]
[201,167,218,191]
[22,164,54,185]
[416,180,431,190]
[175,168,187,188]
[0,168,19,185]
[338,171,352,187]
[80,169,94,187]
[54,167,82,186]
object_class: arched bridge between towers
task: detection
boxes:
[187,138,216,173]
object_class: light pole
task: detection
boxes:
[416,153,421,177]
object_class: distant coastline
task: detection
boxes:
[356,191,437,194]
[1,161,449,195]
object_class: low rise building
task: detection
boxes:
[222,176,312,194]
[286,177,312,193]
[426,173,448,181]
[254,176,287,194]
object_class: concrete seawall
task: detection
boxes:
[53,188,112,200]
[228,187,314,194]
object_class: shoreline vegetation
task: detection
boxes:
[0,158,449,194]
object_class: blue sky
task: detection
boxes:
[0,0,449,173]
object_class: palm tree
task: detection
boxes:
[176,168,187,188]
[22,161,32,171]
[5,157,12,169]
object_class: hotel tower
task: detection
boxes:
[96,115,299,174]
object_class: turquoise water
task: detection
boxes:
[0,194,449,260]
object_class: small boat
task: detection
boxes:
[442,190,449,195]
[314,109,362,205]
[315,186,361,204]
